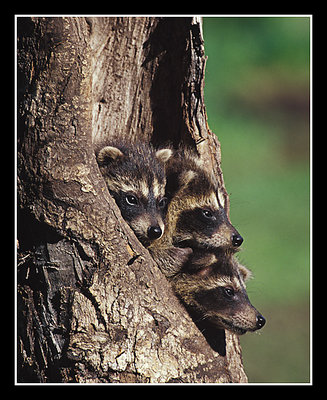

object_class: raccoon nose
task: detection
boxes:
[148,226,163,240]
[232,233,243,247]
[256,314,266,329]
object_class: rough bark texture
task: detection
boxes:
[17,16,247,383]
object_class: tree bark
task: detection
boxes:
[17,16,247,383]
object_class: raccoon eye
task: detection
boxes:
[201,209,215,220]
[223,287,235,298]
[158,197,167,209]
[125,194,138,206]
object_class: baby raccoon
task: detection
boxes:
[95,140,172,247]
[165,148,243,250]
[148,148,243,277]
[172,251,266,335]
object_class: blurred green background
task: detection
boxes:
[203,17,310,383]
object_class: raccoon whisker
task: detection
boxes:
[190,313,209,325]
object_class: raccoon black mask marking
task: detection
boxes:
[175,206,243,250]
[96,140,172,247]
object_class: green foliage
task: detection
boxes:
[203,17,310,383]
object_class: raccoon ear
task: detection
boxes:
[165,169,196,199]
[190,252,217,276]
[195,264,214,277]
[179,170,197,188]
[97,146,124,165]
[238,263,252,282]
[155,148,173,163]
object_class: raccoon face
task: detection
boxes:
[165,166,243,251]
[173,255,265,335]
[192,277,265,335]
[96,142,172,247]
[174,205,243,250]
[110,188,167,246]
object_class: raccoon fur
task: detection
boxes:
[148,148,243,276]
[172,250,266,335]
[95,140,172,247]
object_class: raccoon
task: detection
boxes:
[172,251,266,335]
[95,140,172,247]
[148,148,243,277]
[165,148,243,250]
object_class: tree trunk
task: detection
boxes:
[17,16,247,383]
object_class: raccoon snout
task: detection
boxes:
[147,226,163,240]
[256,314,266,329]
[232,233,243,247]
